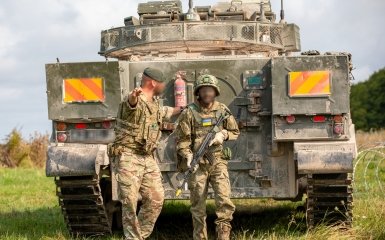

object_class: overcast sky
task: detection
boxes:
[0,0,384,139]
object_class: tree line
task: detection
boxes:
[351,68,385,131]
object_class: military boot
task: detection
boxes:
[216,223,231,240]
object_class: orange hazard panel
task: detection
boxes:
[63,78,105,103]
[288,71,331,97]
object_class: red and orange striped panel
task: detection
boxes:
[288,71,331,97]
[63,78,105,103]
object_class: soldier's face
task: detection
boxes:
[198,86,216,104]
[154,81,166,96]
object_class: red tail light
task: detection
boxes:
[75,123,87,129]
[334,124,344,135]
[102,121,112,129]
[56,122,67,131]
[57,133,67,142]
[312,115,326,123]
[286,115,296,124]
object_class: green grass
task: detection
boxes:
[0,168,67,239]
[1,148,385,240]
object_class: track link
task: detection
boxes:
[55,176,112,236]
[306,173,353,228]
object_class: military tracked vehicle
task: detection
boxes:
[45,0,356,235]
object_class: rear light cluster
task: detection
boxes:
[333,115,344,123]
[55,121,114,143]
[57,132,67,142]
[332,115,344,135]
[56,122,67,131]
[285,115,296,124]
[333,124,344,135]
[312,115,326,123]
[283,115,345,135]
[75,123,87,129]
[284,115,344,124]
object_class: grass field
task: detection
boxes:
[1,145,385,239]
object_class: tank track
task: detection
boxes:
[306,173,353,228]
[55,176,112,236]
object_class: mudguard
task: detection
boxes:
[294,125,357,174]
[46,143,109,177]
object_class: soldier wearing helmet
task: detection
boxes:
[175,74,240,240]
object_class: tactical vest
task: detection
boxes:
[188,102,227,154]
[113,95,163,154]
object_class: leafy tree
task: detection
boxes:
[351,68,385,131]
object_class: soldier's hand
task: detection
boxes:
[186,153,198,173]
[191,164,199,173]
[131,87,142,97]
[209,130,228,146]
[128,87,142,106]
[186,153,193,168]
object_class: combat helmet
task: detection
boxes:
[194,74,220,96]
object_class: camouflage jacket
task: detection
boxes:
[113,93,173,154]
[176,101,240,159]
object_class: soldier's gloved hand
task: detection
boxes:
[186,153,193,168]
[191,164,199,173]
[209,130,228,146]
[186,154,198,173]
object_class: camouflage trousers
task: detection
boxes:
[188,159,235,240]
[116,150,164,240]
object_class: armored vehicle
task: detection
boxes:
[45,0,356,235]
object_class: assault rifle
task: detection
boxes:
[175,113,229,197]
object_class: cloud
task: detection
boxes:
[281,0,385,81]
[0,0,384,138]
[0,0,143,138]
[0,87,23,100]
[354,65,374,83]
[0,25,20,71]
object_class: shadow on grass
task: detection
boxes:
[0,200,306,240]
[150,200,307,240]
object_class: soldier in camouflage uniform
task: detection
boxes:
[110,68,180,240]
[176,74,240,240]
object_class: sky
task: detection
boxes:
[0,0,384,139]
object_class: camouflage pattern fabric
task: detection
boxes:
[176,101,239,159]
[176,101,240,240]
[111,93,172,239]
[188,160,235,240]
[112,93,173,154]
[116,150,164,240]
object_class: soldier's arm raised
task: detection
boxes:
[127,87,142,107]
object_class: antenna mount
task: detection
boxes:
[186,0,200,21]
[280,0,286,24]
